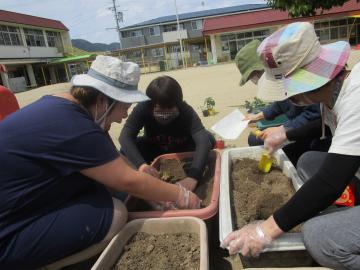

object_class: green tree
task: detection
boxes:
[267,0,350,17]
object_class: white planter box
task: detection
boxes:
[219,146,305,252]
[92,217,209,270]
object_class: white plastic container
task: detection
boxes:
[219,146,305,252]
[92,217,209,270]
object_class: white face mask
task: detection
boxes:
[95,100,116,130]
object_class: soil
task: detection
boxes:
[230,158,297,230]
[156,156,215,207]
[114,232,200,270]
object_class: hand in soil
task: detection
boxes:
[139,163,159,178]
[176,184,201,209]
[177,177,198,191]
[222,221,272,257]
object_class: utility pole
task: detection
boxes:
[110,0,123,50]
[174,0,185,68]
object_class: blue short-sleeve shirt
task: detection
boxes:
[0,95,119,240]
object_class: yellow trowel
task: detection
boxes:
[251,129,273,173]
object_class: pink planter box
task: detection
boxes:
[125,150,221,221]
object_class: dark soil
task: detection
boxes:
[156,156,215,207]
[230,158,299,231]
[113,232,200,270]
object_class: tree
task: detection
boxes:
[267,0,350,17]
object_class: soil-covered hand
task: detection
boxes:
[139,163,159,178]
[222,221,272,257]
[263,126,288,154]
[177,177,198,191]
[175,183,201,209]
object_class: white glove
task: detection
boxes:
[263,126,289,154]
[222,221,272,257]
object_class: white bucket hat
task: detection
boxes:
[71,55,149,103]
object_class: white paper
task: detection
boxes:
[211,109,249,140]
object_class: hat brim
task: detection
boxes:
[257,41,350,101]
[239,64,264,86]
[71,74,150,103]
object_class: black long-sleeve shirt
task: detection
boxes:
[119,101,212,181]
[272,121,360,231]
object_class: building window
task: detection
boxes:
[46,31,63,49]
[191,20,203,30]
[131,30,143,37]
[24,28,46,47]
[314,18,359,42]
[149,26,160,36]
[163,24,184,32]
[121,31,130,38]
[220,28,270,54]
[0,25,22,46]
[151,47,164,57]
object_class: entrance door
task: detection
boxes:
[229,41,237,60]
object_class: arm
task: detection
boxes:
[81,156,200,208]
[286,119,322,141]
[273,153,360,231]
[283,104,321,130]
[188,129,212,181]
[119,104,147,168]
[262,102,284,120]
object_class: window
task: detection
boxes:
[191,20,203,30]
[0,25,22,46]
[130,30,143,37]
[151,48,164,57]
[46,31,62,49]
[24,28,45,47]
[149,26,160,36]
[163,24,184,32]
[121,31,130,38]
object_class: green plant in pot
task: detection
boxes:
[204,97,216,116]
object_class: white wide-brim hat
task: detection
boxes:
[72,56,149,103]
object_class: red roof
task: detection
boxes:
[203,0,360,35]
[0,10,68,31]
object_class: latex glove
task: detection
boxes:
[259,126,284,140]
[263,126,288,154]
[175,183,201,209]
[244,112,264,123]
[177,177,198,191]
[139,163,159,178]
[222,221,272,257]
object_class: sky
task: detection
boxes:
[0,0,266,44]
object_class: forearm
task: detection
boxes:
[285,119,322,141]
[273,153,360,231]
[189,130,212,181]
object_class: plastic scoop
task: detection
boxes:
[251,129,273,173]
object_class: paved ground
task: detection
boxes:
[15,50,360,149]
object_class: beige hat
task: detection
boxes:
[256,22,350,101]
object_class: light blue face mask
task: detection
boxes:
[153,108,179,125]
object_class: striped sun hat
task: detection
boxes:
[256,22,350,101]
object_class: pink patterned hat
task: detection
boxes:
[256,22,350,101]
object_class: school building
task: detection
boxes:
[115,0,360,71]
[0,10,95,92]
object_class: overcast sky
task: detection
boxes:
[0,0,266,44]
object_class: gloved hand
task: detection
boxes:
[222,221,272,257]
[175,183,201,209]
[177,177,198,191]
[263,126,288,154]
[139,163,159,178]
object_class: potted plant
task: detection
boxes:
[204,97,216,116]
